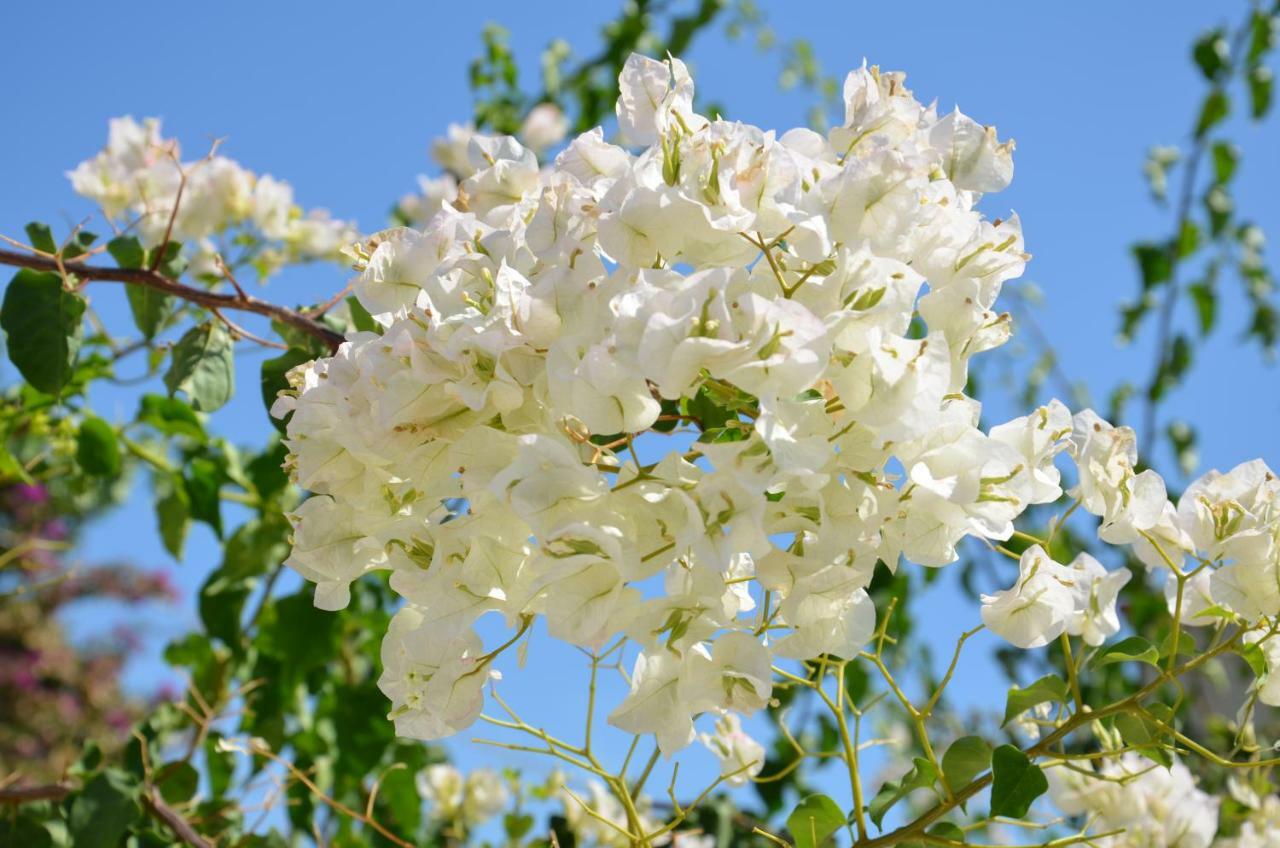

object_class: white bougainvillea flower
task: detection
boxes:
[608,649,697,755]
[699,713,765,785]
[1060,552,1131,646]
[981,545,1074,649]
[1047,753,1219,848]
[255,51,1279,755]
[69,116,353,265]
[378,607,490,740]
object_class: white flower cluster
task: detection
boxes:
[271,54,1279,755]
[1216,779,1280,848]
[397,103,570,227]
[556,774,663,847]
[1048,754,1220,848]
[416,764,508,828]
[69,117,355,276]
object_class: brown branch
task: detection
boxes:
[0,782,73,803]
[0,782,210,848]
[0,247,343,352]
[144,787,213,848]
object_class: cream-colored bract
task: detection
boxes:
[250,55,1280,776]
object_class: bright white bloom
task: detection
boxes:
[418,763,506,826]
[699,713,765,785]
[982,546,1131,649]
[981,545,1075,649]
[608,650,697,755]
[461,769,510,825]
[520,102,570,154]
[260,52,1276,757]
[989,399,1072,505]
[417,764,465,820]
[1217,790,1280,848]
[1191,461,1280,621]
[1048,754,1219,848]
[1061,552,1131,646]
[378,607,490,740]
[68,116,354,272]
[1069,410,1168,546]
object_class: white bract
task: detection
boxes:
[69,116,354,276]
[1048,753,1220,848]
[264,54,1280,754]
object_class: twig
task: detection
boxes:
[143,787,213,848]
[211,307,288,350]
[1140,7,1256,455]
[0,782,211,848]
[0,247,342,351]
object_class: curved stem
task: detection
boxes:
[0,247,343,352]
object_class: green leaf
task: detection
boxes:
[1114,713,1173,768]
[1,269,86,395]
[271,317,331,358]
[901,822,968,847]
[685,383,738,432]
[1192,30,1229,81]
[1131,242,1171,290]
[165,321,235,412]
[869,757,938,828]
[989,745,1048,820]
[1188,280,1217,336]
[260,347,313,433]
[156,761,200,804]
[1190,603,1239,623]
[25,221,57,254]
[246,441,289,500]
[185,456,226,537]
[67,770,142,848]
[1249,65,1274,119]
[928,823,966,842]
[0,443,31,484]
[138,394,205,440]
[1159,627,1196,662]
[1240,641,1268,677]
[504,813,535,841]
[221,515,289,580]
[1211,141,1239,184]
[156,476,191,559]
[1204,185,1233,236]
[205,733,236,797]
[1195,90,1230,138]
[75,416,121,477]
[126,283,172,340]
[153,240,188,278]
[62,229,97,260]
[1114,712,1157,746]
[1176,219,1201,258]
[1248,10,1275,65]
[347,295,378,332]
[1002,675,1068,726]
[200,568,252,644]
[786,793,844,848]
[377,746,428,834]
[941,735,992,791]
[106,235,146,269]
[257,591,339,670]
[1094,635,1160,668]
[4,815,54,848]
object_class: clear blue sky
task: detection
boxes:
[2,0,1277,818]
